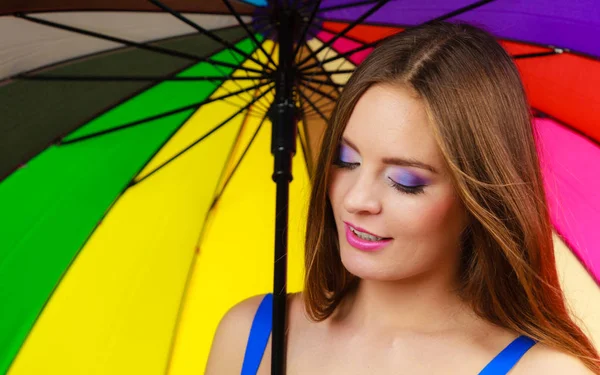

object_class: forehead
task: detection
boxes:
[344,84,445,173]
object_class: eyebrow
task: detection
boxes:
[342,137,439,174]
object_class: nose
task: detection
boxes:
[342,171,382,215]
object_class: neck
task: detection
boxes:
[332,270,472,334]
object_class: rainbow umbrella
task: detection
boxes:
[0,1,599,374]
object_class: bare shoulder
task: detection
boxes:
[512,342,595,375]
[205,294,269,375]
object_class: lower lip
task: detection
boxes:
[344,223,392,252]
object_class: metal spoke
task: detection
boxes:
[301,36,342,104]
[318,22,375,46]
[148,0,273,72]
[302,94,336,117]
[298,89,330,124]
[242,41,279,115]
[422,0,495,24]
[300,38,344,97]
[300,76,344,88]
[129,85,274,187]
[59,81,272,146]
[222,0,278,69]
[302,69,356,76]
[211,110,270,208]
[213,21,276,114]
[15,13,265,75]
[293,0,322,57]
[302,1,498,73]
[18,75,269,82]
[207,24,274,116]
[296,0,390,67]
[318,0,379,13]
[299,80,338,102]
[513,50,563,59]
[300,41,376,72]
[296,90,315,175]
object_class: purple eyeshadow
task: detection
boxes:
[339,144,357,162]
[389,170,428,187]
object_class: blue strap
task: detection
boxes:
[479,335,536,375]
[241,293,273,375]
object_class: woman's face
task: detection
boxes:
[328,83,469,281]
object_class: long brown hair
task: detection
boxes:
[303,21,600,372]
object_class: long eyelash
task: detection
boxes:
[334,159,425,196]
[332,159,359,170]
[391,181,425,195]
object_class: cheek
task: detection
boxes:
[388,189,462,236]
[327,169,345,207]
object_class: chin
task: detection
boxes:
[339,245,405,281]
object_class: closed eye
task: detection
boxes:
[333,159,425,195]
[333,159,359,170]
[387,177,425,195]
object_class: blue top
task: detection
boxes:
[240,293,536,375]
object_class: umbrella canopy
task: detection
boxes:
[0,1,599,374]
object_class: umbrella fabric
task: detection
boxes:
[0,1,599,374]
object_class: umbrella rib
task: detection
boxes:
[58,81,272,146]
[219,24,278,116]
[293,0,322,58]
[301,17,558,74]
[318,22,375,46]
[300,83,343,105]
[225,54,272,114]
[296,92,314,175]
[299,38,376,72]
[300,46,343,110]
[300,35,345,106]
[299,33,339,105]
[17,75,269,82]
[214,23,277,115]
[532,107,600,148]
[14,13,265,75]
[422,0,495,24]
[296,0,391,68]
[318,0,380,13]
[219,59,268,112]
[302,83,343,110]
[250,40,280,115]
[303,69,356,76]
[513,50,563,59]
[306,88,337,113]
[178,103,264,375]
[299,76,344,89]
[299,37,343,97]
[148,0,272,72]
[198,95,259,242]
[302,83,338,115]
[222,0,278,69]
[297,122,311,165]
[298,89,330,124]
[302,0,500,73]
[128,85,274,187]
[297,42,327,136]
[16,18,273,85]
[298,80,338,102]
[0,28,265,182]
[210,110,271,209]
[230,41,277,117]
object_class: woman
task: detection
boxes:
[206,21,600,374]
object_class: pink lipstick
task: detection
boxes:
[343,222,392,252]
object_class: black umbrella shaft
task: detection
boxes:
[270,8,297,375]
